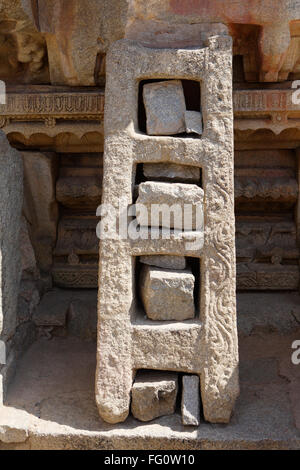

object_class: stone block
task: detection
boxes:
[22,151,59,272]
[68,291,98,341]
[131,371,178,422]
[0,132,23,344]
[143,80,186,135]
[140,255,186,270]
[56,176,102,209]
[181,375,200,426]
[19,217,38,278]
[32,289,71,327]
[136,182,204,230]
[143,162,200,183]
[140,266,195,321]
[185,111,203,135]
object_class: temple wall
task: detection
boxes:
[0,131,23,403]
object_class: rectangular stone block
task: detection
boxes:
[140,255,186,270]
[0,132,23,346]
[140,265,195,321]
[181,375,200,426]
[32,289,71,327]
[185,111,203,135]
[143,80,186,135]
[136,181,204,230]
[131,371,178,422]
[143,163,200,183]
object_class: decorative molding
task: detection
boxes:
[52,264,98,289]
[1,88,299,137]
[234,89,300,134]
[0,89,105,128]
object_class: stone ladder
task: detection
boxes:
[96,36,239,424]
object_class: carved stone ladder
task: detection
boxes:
[96,36,239,424]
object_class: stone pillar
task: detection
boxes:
[0,132,23,403]
[96,35,239,424]
[22,151,58,275]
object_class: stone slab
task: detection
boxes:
[143,80,186,136]
[185,111,203,135]
[1,334,300,449]
[0,131,23,338]
[32,289,71,327]
[140,255,186,270]
[181,375,201,426]
[143,163,200,183]
[131,371,178,422]
[140,266,195,321]
[136,181,204,230]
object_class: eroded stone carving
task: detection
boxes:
[96,36,239,425]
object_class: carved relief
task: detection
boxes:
[234,90,300,134]
[96,37,238,426]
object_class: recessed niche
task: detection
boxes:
[135,256,201,322]
[138,79,202,137]
[134,162,202,188]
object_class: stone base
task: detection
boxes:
[1,318,300,450]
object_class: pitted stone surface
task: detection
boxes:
[0,132,23,403]
[140,266,195,321]
[182,375,201,426]
[97,38,238,425]
[143,163,200,183]
[131,371,178,422]
[185,111,203,135]
[136,181,204,230]
[143,80,186,135]
[32,289,70,327]
[140,255,186,270]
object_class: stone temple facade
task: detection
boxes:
[0,0,300,450]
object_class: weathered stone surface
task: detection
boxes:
[126,0,300,82]
[56,176,102,209]
[97,39,238,425]
[1,333,300,449]
[140,255,186,270]
[143,162,200,183]
[143,80,186,135]
[237,292,300,336]
[136,182,204,230]
[131,371,178,422]
[32,289,70,327]
[181,375,200,426]
[35,0,103,86]
[22,151,58,272]
[185,111,203,135]
[140,266,195,321]
[68,291,97,341]
[19,216,38,279]
[0,132,23,347]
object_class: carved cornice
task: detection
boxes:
[0,87,300,139]
[0,88,105,128]
[234,89,300,134]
